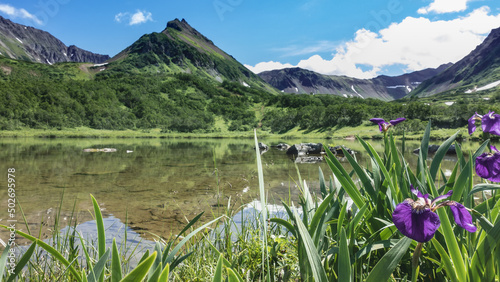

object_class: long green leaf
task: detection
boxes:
[436,207,466,279]
[111,238,122,282]
[420,120,432,169]
[120,251,157,282]
[338,227,352,282]
[468,184,500,198]
[254,129,270,282]
[365,237,411,282]
[342,147,377,201]
[158,263,169,282]
[0,243,11,280]
[213,254,224,282]
[270,218,296,237]
[7,228,82,281]
[87,249,110,282]
[6,242,36,282]
[164,216,222,265]
[90,194,106,282]
[293,209,328,282]
[226,267,244,282]
[429,131,458,182]
[324,150,365,209]
[355,239,399,260]
[431,238,459,282]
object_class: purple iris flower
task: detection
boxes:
[370,118,406,133]
[468,111,500,136]
[476,146,500,182]
[392,185,477,243]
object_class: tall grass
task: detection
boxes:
[1,121,500,281]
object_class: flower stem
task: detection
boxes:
[411,242,423,282]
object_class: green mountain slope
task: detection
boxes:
[104,18,276,93]
[412,27,500,97]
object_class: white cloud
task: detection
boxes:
[114,10,153,26]
[247,6,500,79]
[418,0,471,14]
[0,4,42,25]
[244,61,295,74]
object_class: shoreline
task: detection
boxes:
[0,125,475,141]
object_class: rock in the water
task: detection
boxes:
[272,143,290,151]
[83,148,117,153]
[328,145,355,156]
[286,143,323,156]
[293,156,324,164]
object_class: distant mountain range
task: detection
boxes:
[411,26,500,97]
[0,15,109,64]
[0,15,499,100]
[258,64,452,101]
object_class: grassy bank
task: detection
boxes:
[0,123,471,140]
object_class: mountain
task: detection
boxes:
[258,64,451,101]
[0,15,109,64]
[412,27,500,97]
[106,18,275,92]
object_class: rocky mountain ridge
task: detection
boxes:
[0,15,109,64]
[258,64,451,101]
[411,27,500,97]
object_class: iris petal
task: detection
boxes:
[449,203,477,232]
[431,190,453,205]
[370,118,387,132]
[468,112,479,135]
[392,201,441,243]
[389,118,406,126]
[482,111,500,136]
[476,151,500,182]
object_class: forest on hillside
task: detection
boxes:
[1,58,499,134]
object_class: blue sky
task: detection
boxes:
[1,0,500,78]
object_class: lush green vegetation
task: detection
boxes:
[1,55,500,139]
[1,125,499,281]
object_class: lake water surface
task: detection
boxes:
[0,136,479,247]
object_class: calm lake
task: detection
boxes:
[0,136,480,248]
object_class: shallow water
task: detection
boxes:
[0,136,479,247]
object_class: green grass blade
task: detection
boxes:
[111,238,123,282]
[431,238,459,282]
[324,153,365,209]
[90,195,106,257]
[226,266,244,282]
[472,139,490,161]
[468,184,500,198]
[4,227,82,281]
[355,239,399,260]
[338,227,352,282]
[436,207,466,279]
[254,129,270,282]
[164,216,222,265]
[450,160,471,202]
[147,263,162,282]
[429,131,458,182]
[270,218,296,237]
[293,209,328,281]
[309,191,336,235]
[120,251,157,282]
[365,237,412,282]
[87,249,110,282]
[213,254,223,282]
[419,120,432,169]
[341,147,377,201]
[0,243,11,280]
[6,242,36,282]
[158,263,169,282]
